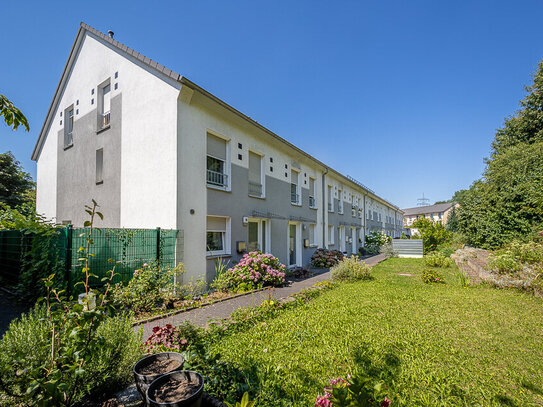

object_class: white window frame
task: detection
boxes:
[338,226,346,252]
[206,216,231,257]
[247,218,270,253]
[95,148,103,184]
[328,225,335,246]
[338,189,344,214]
[64,105,74,148]
[290,169,301,206]
[97,79,111,131]
[206,130,231,192]
[328,185,334,212]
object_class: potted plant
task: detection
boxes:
[133,352,185,404]
[147,370,204,407]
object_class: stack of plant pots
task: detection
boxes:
[134,352,204,407]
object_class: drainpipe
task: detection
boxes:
[363,194,366,246]
[321,167,329,248]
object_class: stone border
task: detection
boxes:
[132,287,269,327]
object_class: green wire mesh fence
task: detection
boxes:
[0,227,183,294]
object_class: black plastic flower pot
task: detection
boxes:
[147,370,204,407]
[133,352,185,405]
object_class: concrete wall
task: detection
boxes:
[56,94,122,226]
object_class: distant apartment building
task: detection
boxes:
[32,23,403,282]
[402,203,458,228]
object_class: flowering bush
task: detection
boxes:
[365,231,391,254]
[217,252,286,292]
[315,375,391,406]
[422,268,444,284]
[311,248,344,268]
[144,322,204,354]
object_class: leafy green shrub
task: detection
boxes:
[422,268,444,283]
[424,252,452,268]
[144,321,205,354]
[311,248,344,268]
[315,375,391,406]
[506,240,543,264]
[437,245,456,258]
[411,218,453,253]
[111,262,182,312]
[488,253,523,274]
[380,244,398,258]
[214,252,286,292]
[0,306,142,405]
[331,256,372,282]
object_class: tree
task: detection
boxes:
[456,60,543,248]
[0,94,29,131]
[0,151,34,208]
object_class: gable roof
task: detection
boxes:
[32,23,402,212]
[401,203,454,216]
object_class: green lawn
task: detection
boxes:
[210,258,543,406]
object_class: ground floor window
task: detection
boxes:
[206,216,230,256]
[328,225,335,245]
[309,223,317,246]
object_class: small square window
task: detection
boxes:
[238,154,242,160]
[270,157,273,163]
[60,111,62,117]
[76,109,79,115]
[285,172,288,177]
[60,120,62,125]
[91,98,94,105]
[270,166,273,172]
[115,71,118,79]
[76,100,79,106]
[238,143,242,149]
[91,89,95,95]
[285,164,288,169]
[114,83,118,90]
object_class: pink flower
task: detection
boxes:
[381,397,391,407]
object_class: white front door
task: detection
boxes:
[248,218,269,253]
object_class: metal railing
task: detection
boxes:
[207,169,228,187]
[291,192,300,204]
[248,182,263,197]
[338,202,344,214]
[101,111,110,128]
[309,196,316,208]
[64,132,73,148]
[328,202,333,212]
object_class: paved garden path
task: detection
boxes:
[138,254,388,339]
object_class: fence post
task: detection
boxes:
[156,227,161,267]
[65,225,73,296]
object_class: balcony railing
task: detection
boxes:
[207,169,228,187]
[328,202,333,212]
[100,111,110,129]
[338,202,344,214]
[64,132,73,148]
[309,196,316,208]
[249,181,263,197]
[291,192,300,204]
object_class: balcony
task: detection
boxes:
[207,169,228,187]
[64,132,73,148]
[102,111,110,127]
[309,196,316,208]
[291,192,300,205]
[249,181,263,197]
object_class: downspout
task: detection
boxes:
[363,194,366,246]
[322,167,329,248]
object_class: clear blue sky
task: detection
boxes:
[1,0,542,209]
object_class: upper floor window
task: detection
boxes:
[309,177,317,208]
[97,80,111,131]
[206,133,229,189]
[328,185,334,212]
[290,169,300,205]
[352,206,357,217]
[338,189,344,214]
[64,106,74,148]
[96,149,103,184]
[248,151,264,198]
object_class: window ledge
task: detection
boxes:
[63,143,74,151]
[309,206,318,210]
[207,184,231,192]
[291,202,302,207]
[249,194,266,200]
[96,125,110,134]
[206,253,232,259]
[96,180,103,185]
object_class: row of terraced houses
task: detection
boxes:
[32,23,404,282]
